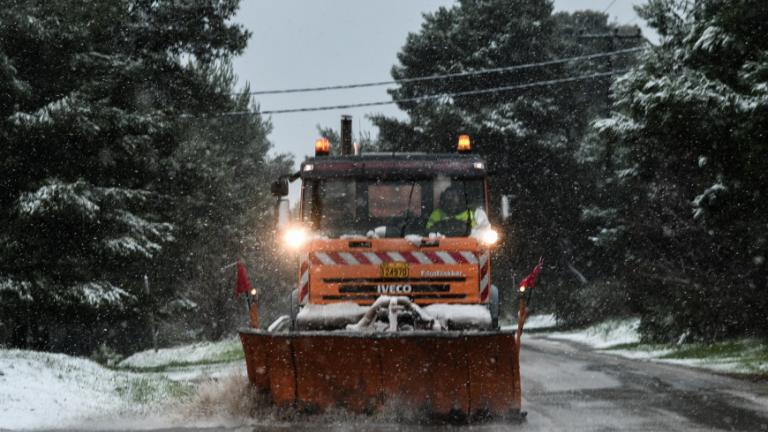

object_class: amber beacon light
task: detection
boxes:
[457,134,472,153]
[315,137,330,156]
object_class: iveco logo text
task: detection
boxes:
[376,284,413,294]
[420,270,463,277]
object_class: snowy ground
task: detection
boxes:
[119,338,242,370]
[539,317,768,376]
[546,318,642,349]
[521,313,558,330]
[3,320,766,430]
[0,338,245,431]
[500,313,558,331]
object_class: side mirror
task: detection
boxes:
[271,179,289,197]
[276,197,291,229]
[500,195,510,222]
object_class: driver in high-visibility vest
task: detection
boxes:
[426,186,477,230]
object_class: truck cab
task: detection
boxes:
[277,136,500,330]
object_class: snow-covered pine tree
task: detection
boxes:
[153,61,295,342]
[0,1,250,353]
[586,0,768,341]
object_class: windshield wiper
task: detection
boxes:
[399,180,418,237]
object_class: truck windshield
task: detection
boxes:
[301,177,485,238]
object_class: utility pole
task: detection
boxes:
[579,26,644,170]
[578,26,644,115]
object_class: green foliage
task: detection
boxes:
[117,349,244,374]
[586,0,768,341]
[602,338,768,375]
[659,339,767,360]
[117,376,194,403]
[555,279,634,327]
[0,0,288,354]
[149,61,294,341]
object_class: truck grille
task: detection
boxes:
[322,294,466,301]
[338,284,451,293]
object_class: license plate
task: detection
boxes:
[380,262,409,278]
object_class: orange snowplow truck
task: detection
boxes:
[240,117,531,422]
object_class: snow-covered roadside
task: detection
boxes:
[500,313,558,331]
[0,339,245,430]
[119,338,242,369]
[682,358,768,374]
[540,318,768,376]
[546,318,641,349]
[1,349,131,430]
[522,313,558,330]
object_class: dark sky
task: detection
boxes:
[231,1,657,198]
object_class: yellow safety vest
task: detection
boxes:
[426,209,476,230]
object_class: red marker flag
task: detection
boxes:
[519,257,543,291]
[234,261,253,297]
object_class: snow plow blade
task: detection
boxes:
[239,329,522,421]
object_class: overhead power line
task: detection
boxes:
[244,48,642,96]
[202,69,627,117]
[603,0,618,13]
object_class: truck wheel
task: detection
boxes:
[489,285,500,330]
[290,289,299,330]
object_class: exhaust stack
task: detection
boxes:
[341,115,353,156]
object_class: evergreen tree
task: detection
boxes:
[0,0,252,353]
[586,0,768,341]
[160,63,294,340]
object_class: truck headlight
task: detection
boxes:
[479,228,499,246]
[283,227,309,250]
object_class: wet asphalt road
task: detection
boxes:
[70,336,768,432]
[520,336,768,431]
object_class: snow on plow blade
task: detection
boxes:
[239,329,522,421]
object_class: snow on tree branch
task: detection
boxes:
[71,281,135,308]
[16,180,100,220]
[0,276,33,302]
